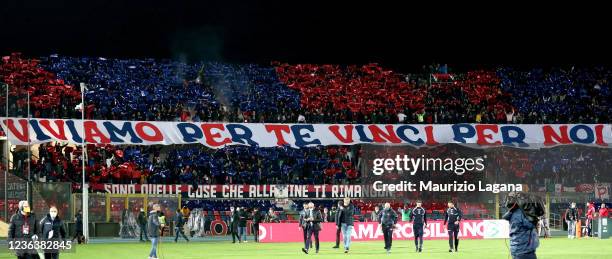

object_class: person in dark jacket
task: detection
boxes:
[173,209,189,242]
[137,208,149,242]
[8,200,40,259]
[332,201,342,249]
[40,206,67,259]
[339,197,355,253]
[298,203,310,249]
[504,205,539,259]
[378,202,398,254]
[230,207,241,243]
[252,208,263,242]
[301,202,323,254]
[238,207,248,243]
[265,207,279,223]
[72,210,84,244]
[444,201,462,252]
[148,204,163,259]
[371,206,381,222]
[410,200,427,252]
[322,207,331,222]
[565,202,578,239]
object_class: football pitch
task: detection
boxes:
[3,237,610,259]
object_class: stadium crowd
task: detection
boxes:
[2,53,611,190]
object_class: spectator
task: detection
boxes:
[137,208,149,242]
[600,204,609,218]
[265,207,279,223]
[370,205,380,222]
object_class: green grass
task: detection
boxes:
[2,238,612,259]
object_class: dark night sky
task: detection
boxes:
[1,1,610,72]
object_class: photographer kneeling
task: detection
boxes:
[503,192,542,259]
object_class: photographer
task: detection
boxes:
[503,192,541,259]
[565,202,578,239]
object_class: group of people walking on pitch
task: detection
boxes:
[299,199,464,255]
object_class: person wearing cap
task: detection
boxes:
[8,200,40,259]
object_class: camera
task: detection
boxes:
[505,192,545,225]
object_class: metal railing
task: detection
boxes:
[550,212,562,230]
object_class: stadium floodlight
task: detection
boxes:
[2,82,8,220]
[26,91,31,203]
[80,82,90,242]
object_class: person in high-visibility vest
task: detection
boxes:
[158,211,167,237]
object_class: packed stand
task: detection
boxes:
[497,66,612,123]
[0,53,81,119]
[27,142,360,185]
[41,56,224,121]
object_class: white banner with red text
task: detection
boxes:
[258,220,510,242]
[1,117,610,148]
[86,183,390,199]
